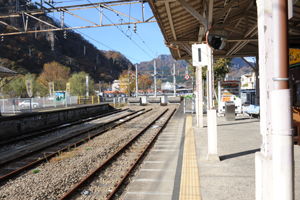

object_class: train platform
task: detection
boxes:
[0,102,110,118]
[122,104,300,200]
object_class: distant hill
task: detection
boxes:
[228,57,254,79]
[137,54,188,83]
[0,0,131,83]
[137,55,255,84]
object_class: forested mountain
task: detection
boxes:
[0,0,132,83]
[137,54,188,83]
[0,0,253,85]
[136,55,254,84]
[226,57,254,79]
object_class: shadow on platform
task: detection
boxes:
[219,148,260,161]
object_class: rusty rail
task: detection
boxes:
[0,108,150,183]
[59,108,175,200]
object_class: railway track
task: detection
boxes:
[0,108,150,183]
[59,108,176,200]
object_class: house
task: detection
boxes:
[111,80,120,91]
[240,71,256,89]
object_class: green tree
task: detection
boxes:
[188,58,232,86]
[1,73,48,98]
[2,76,26,98]
[68,72,95,96]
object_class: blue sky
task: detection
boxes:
[47,0,255,65]
[49,0,170,64]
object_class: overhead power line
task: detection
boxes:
[85,0,155,60]
[51,15,142,63]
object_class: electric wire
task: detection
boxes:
[50,15,142,63]
[134,31,156,57]
[110,2,157,58]
[85,0,155,60]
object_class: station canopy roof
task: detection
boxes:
[0,65,18,78]
[147,0,300,61]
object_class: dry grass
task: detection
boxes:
[50,148,85,162]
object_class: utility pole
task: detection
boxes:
[135,64,138,98]
[154,60,157,97]
[86,76,89,97]
[128,64,131,97]
[173,63,176,97]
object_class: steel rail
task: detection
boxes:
[0,108,150,183]
[59,108,172,199]
[0,108,127,146]
[107,108,176,199]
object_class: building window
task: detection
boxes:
[249,78,252,82]
[242,78,244,82]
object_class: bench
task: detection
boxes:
[244,104,260,119]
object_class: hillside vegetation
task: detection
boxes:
[0,0,132,83]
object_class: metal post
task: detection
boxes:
[173,63,176,97]
[0,99,2,116]
[154,60,157,97]
[142,0,145,22]
[255,56,260,105]
[136,64,138,98]
[184,97,186,113]
[30,98,32,113]
[206,10,219,161]
[100,5,103,26]
[128,66,130,97]
[196,65,203,128]
[192,97,195,113]
[13,99,15,114]
[86,76,89,97]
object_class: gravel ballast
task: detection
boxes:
[0,105,178,200]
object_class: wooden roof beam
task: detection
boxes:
[176,0,207,27]
[212,0,239,25]
[165,2,177,40]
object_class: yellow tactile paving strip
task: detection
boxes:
[179,115,201,200]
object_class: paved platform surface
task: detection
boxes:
[123,104,300,200]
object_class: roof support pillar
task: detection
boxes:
[256,0,294,200]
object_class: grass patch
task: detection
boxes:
[86,147,92,150]
[31,167,40,174]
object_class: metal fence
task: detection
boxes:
[184,97,196,113]
[78,96,99,105]
[0,96,79,114]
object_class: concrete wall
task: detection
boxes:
[0,103,111,139]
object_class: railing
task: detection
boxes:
[78,96,100,105]
[0,96,79,114]
[184,96,196,113]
